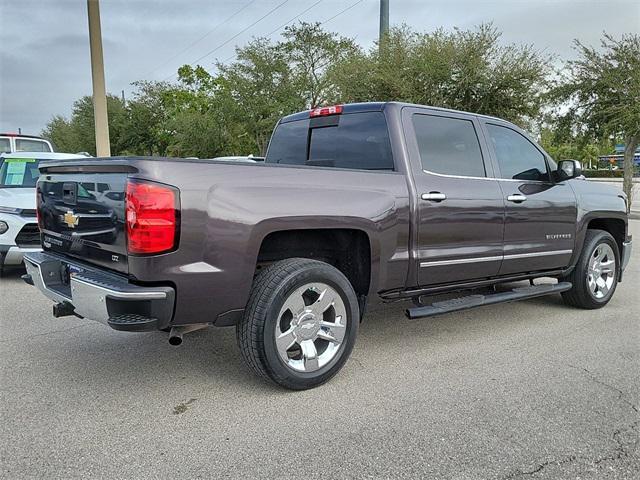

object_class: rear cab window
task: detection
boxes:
[265,111,394,171]
[15,138,52,152]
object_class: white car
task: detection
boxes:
[0,152,86,276]
[0,133,53,154]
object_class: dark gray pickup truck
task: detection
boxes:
[23,102,632,389]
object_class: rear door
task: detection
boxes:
[481,121,577,275]
[403,108,505,286]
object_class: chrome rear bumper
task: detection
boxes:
[23,251,174,329]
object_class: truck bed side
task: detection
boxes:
[39,158,411,326]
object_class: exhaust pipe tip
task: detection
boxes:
[167,323,208,346]
[168,331,183,346]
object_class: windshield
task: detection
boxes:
[0,157,41,188]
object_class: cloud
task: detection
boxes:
[1,0,638,137]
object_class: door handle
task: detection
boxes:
[507,194,527,203]
[421,192,446,202]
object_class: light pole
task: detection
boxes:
[87,0,111,157]
[379,0,389,49]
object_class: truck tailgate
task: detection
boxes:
[38,166,128,274]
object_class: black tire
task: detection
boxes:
[0,253,5,278]
[236,258,359,390]
[562,229,620,309]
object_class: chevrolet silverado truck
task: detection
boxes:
[23,102,632,390]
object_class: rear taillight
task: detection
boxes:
[126,180,179,255]
[309,105,343,117]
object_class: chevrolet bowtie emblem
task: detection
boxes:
[63,210,79,228]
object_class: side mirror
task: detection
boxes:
[558,159,582,180]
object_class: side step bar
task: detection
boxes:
[405,282,572,319]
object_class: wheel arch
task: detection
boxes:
[571,212,628,269]
[585,217,627,256]
[256,227,375,302]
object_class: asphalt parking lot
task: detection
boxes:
[1,222,638,479]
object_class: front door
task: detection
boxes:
[481,121,577,275]
[404,108,505,286]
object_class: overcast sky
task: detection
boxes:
[1,0,638,136]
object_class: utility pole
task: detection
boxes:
[379,0,389,49]
[87,0,111,157]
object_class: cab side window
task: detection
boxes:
[486,124,550,182]
[412,114,486,178]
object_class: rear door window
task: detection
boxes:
[266,112,394,171]
[412,114,486,177]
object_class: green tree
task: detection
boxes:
[217,40,303,154]
[555,33,640,210]
[280,22,357,108]
[330,24,552,127]
[120,81,173,156]
[581,144,600,170]
[41,95,129,156]
[41,115,77,152]
[161,65,256,157]
[539,126,614,170]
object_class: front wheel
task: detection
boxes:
[237,258,359,390]
[562,229,620,309]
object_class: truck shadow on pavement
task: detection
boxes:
[19,278,589,396]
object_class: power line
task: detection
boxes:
[320,0,364,26]
[264,0,324,38]
[142,0,258,79]
[221,0,325,65]
[163,0,291,80]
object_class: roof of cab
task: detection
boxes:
[279,101,505,124]
[0,133,50,140]
[280,102,387,123]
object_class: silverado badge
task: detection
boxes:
[63,210,79,229]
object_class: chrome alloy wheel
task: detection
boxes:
[275,282,347,373]
[587,244,616,299]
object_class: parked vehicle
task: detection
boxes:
[23,102,632,389]
[0,133,53,154]
[0,152,86,275]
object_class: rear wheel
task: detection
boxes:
[562,230,619,309]
[237,258,359,390]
